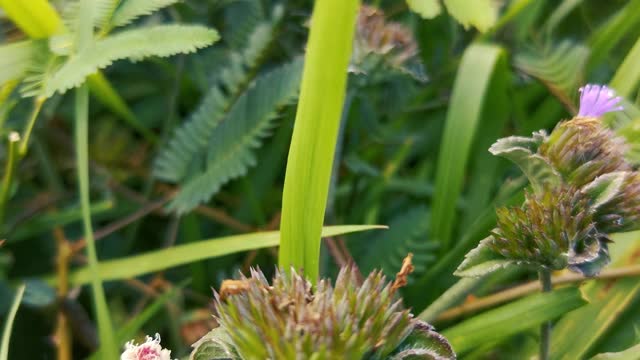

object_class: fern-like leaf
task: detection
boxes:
[154,18,280,182]
[43,24,219,97]
[515,41,589,111]
[165,58,303,214]
[0,41,36,87]
[360,206,438,278]
[112,0,180,28]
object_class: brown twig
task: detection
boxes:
[53,226,72,360]
[70,197,169,254]
[435,264,640,323]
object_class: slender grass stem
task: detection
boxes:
[538,269,552,360]
[18,97,45,157]
[0,132,20,227]
[435,264,640,322]
[75,84,117,359]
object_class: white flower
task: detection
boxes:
[121,334,174,360]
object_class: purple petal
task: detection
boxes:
[578,84,624,118]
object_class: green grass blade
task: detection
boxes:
[278,0,359,281]
[0,284,25,360]
[64,225,384,285]
[430,43,506,251]
[86,73,158,143]
[588,0,640,70]
[0,0,63,38]
[609,36,640,99]
[76,82,117,360]
[442,287,587,355]
[88,286,182,360]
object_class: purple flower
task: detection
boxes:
[578,84,623,118]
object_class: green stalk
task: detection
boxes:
[75,84,117,359]
[278,0,359,282]
[539,269,552,360]
[0,132,20,227]
[18,97,45,157]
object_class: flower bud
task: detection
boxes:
[489,187,610,276]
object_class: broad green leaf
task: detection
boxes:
[488,133,561,194]
[0,41,35,87]
[63,225,384,285]
[44,25,219,97]
[0,284,25,360]
[591,343,640,360]
[581,172,627,210]
[442,287,587,355]
[278,0,359,282]
[443,0,499,32]
[406,0,441,19]
[453,236,514,277]
[0,0,63,38]
[430,43,506,250]
[610,36,640,99]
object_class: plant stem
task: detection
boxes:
[0,132,20,227]
[435,264,640,322]
[538,269,552,360]
[75,84,117,359]
[18,97,45,157]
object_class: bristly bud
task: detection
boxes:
[352,5,426,81]
[577,84,623,118]
[539,117,630,186]
[192,266,455,359]
[594,171,640,233]
[489,187,610,276]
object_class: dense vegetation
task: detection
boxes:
[1,0,640,359]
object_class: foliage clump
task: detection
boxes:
[457,85,640,277]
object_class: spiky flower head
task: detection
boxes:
[351,5,426,81]
[121,334,174,360]
[593,171,640,234]
[539,116,630,187]
[489,187,610,276]
[577,84,623,118]
[191,266,455,360]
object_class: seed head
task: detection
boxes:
[489,187,610,275]
[204,266,455,359]
[539,117,630,186]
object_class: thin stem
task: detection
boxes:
[0,132,20,227]
[435,264,640,322]
[18,97,45,157]
[75,84,117,359]
[53,227,72,360]
[539,269,552,360]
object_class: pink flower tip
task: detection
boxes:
[121,334,173,360]
[578,84,624,118]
